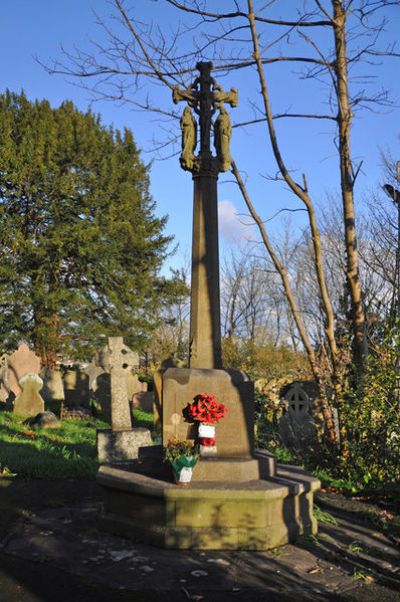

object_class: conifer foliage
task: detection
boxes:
[0,91,175,364]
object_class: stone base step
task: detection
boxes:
[96,460,320,550]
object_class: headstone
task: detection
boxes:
[128,373,150,412]
[13,373,45,416]
[132,391,154,413]
[96,337,151,463]
[86,341,139,421]
[92,340,139,375]
[94,372,111,421]
[41,367,65,402]
[284,381,312,420]
[7,342,41,397]
[127,373,147,401]
[108,337,138,430]
[279,382,320,457]
[0,354,10,403]
[63,367,89,407]
[84,363,105,391]
[97,64,320,550]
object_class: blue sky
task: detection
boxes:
[2,1,400,274]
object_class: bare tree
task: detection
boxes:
[221,248,286,343]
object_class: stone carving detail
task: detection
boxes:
[173,62,237,174]
[214,106,232,172]
[180,107,197,171]
[285,382,312,419]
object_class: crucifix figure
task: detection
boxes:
[173,62,238,368]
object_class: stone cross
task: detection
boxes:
[107,337,139,431]
[285,383,311,421]
[173,62,238,369]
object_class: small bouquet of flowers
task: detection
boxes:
[164,437,200,485]
[186,393,228,454]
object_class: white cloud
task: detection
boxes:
[218,199,255,243]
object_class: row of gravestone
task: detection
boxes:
[0,339,154,418]
[0,340,330,457]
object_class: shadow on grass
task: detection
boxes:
[0,434,98,479]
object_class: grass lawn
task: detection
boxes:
[0,409,154,479]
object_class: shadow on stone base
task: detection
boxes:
[96,457,320,550]
[97,428,152,463]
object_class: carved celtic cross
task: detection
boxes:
[173,62,238,173]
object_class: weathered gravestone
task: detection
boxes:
[109,337,137,430]
[41,367,65,403]
[279,381,320,457]
[131,374,155,414]
[7,342,41,398]
[96,337,152,463]
[85,340,141,420]
[0,354,9,403]
[13,373,45,416]
[62,367,89,408]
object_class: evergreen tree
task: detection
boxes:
[0,91,177,364]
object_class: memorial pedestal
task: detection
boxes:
[97,462,320,550]
[96,365,320,549]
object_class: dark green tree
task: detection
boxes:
[0,90,177,365]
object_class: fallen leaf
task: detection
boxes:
[109,550,136,562]
[307,566,321,574]
[207,558,230,566]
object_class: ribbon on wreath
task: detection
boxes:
[199,436,216,447]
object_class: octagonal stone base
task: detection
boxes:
[97,460,320,550]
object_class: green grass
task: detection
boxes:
[348,541,364,553]
[313,505,338,526]
[0,408,154,479]
[132,408,153,429]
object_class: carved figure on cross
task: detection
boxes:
[173,62,238,173]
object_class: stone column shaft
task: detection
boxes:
[189,171,222,369]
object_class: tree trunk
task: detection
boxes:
[332,0,368,374]
[247,0,339,381]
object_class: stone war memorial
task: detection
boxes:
[97,63,319,550]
